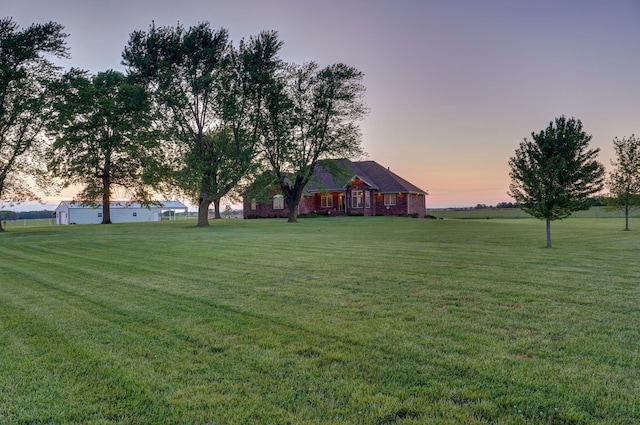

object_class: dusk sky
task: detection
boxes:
[5,0,640,209]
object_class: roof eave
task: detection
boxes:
[342,174,379,190]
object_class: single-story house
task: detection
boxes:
[55,201,188,225]
[244,159,428,218]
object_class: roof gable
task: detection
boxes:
[351,161,427,194]
[303,159,427,195]
[302,159,356,193]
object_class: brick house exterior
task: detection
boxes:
[244,159,427,218]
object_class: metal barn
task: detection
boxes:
[54,201,188,225]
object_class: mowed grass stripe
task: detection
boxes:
[1,217,639,423]
[1,225,436,420]
[3,217,636,422]
[1,259,379,423]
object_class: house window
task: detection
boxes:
[251,199,256,210]
[351,190,363,208]
[98,212,102,218]
[365,191,371,208]
[133,212,137,217]
[273,195,284,209]
[384,193,397,206]
[321,194,333,208]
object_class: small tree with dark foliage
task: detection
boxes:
[607,134,640,231]
[508,116,605,248]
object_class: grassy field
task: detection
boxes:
[1,217,638,424]
[2,218,56,228]
[428,206,640,220]
[1,215,194,229]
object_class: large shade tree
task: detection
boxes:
[188,31,283,219]
[48,69,162,224]
[508,116,605,248]
[606,134,640,231]
[123,22,228,226]
[123,22,280,226]
[259,61,368,222]
[0,17,68,232]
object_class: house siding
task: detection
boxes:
[307,193,345,216]
[244,198,288,218]
[408,193,427,217]
[243,159,427,218]
[373,193,426,217]
[244,193,347,218]
[345,178,375,216]
[245,191,426,218]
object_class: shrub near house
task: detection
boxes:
[244,159,427,218]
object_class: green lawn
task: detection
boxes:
[428,206,640,220]
[2,218,56,228]
[1,217,638,424]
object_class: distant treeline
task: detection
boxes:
[472,197,606,210]
[474,202,521,209]
[1,210,54,220]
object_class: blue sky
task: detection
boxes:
[4,0,640,209]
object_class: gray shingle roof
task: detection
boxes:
[303,159,427,195]
[352,161,427,194]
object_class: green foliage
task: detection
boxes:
[15,210,53,219]
[606,134,640,230]
[48,69,162,223]
[431,206,640,220]
[260,62,368,222]
[124,23,281,227]
[242,170,281,204]
[0,210,18,220]
[213,31,284,209]
[0,17,68,231]
[123,22,367,226]
[509,116,605,247]
[123,22,231,226]
[0,218,638,423]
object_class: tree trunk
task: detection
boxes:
[0,182,4,231]
[287,200,298,223]
[625,205,630,231]
[102,182,112,224]
[213,198,221,219]
[0,183,4,231]
[545,219,552,248]
[197,197,210,227]
[283,177,306,223]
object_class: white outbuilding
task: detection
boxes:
[54,201,188,225]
